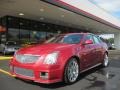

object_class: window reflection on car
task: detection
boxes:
[45,34,83,44]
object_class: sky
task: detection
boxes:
[89,0,120,19]
[99,34,114,39]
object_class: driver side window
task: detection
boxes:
[85,35,94,42]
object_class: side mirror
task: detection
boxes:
[84,40,93,45]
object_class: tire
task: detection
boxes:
[63,58,79,84]
[102,53,109,67]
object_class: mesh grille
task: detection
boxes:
[14,67,34,77]
[15,54,39,63]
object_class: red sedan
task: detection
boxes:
[10,33,109,84]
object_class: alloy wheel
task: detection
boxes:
[103,54,109,67]
[65,58,79,83]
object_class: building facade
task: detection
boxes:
[0,16,88,44]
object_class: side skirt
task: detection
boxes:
[80,63,102,73]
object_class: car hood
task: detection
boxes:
[17,43,74,55]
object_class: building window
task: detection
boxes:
[8,28,19,41]
[20,29,30,43]
[30,31,46,43]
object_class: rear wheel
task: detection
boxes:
[64,58,79,84]
[102,53,109,67]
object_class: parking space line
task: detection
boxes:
[0,69,16,77]
[0,57,13,60]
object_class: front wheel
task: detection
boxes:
[64,58,79,84]
[102,53,109,67]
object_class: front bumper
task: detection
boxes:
[10,61,62,84]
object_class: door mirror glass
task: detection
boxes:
[84,40,93,45]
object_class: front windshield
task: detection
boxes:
[45,34,83,44]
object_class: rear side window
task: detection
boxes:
[99,37,106,43]
[97,37,103,43]
[93,36,100,44]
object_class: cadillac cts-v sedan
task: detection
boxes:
[10,33,109,84]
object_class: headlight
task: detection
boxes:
[44,52,59,64]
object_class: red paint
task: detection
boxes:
[10,33,108,84]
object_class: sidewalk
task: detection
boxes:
[108,50,120,60]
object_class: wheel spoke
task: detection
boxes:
[104,54,108,66]
[67,60,79,82]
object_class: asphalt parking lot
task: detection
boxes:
[0,50,120,90]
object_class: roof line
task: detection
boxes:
[42,0,120,30]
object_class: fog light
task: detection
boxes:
[40,72,48,79]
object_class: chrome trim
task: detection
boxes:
[21,54,41,57]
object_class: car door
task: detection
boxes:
[92,35,103,64]
[80,34,96,69]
